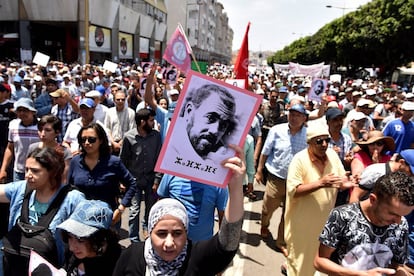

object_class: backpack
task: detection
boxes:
[2,185,70,275]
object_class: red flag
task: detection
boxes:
[163,24,192,73]
[234,22,250,89]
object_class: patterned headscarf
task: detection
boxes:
[147,198,189,234]
[144,198,189,275]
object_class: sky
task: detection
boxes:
[219,0,372,52]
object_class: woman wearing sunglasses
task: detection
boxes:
[351,130,395,177]
[67,123,136,227]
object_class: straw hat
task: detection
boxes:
[356,130,395,152]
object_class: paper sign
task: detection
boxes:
[103,60,118,73]
[29,250,66,276]
[32,52,50,67]
[225,79,246,88]
[155,71,263,188]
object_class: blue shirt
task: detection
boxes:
[67,154,137,209]
[261,123,307,179]
[34,92,52,117]
[155,106,170,143]
[157,175,228,242]
[5,180,85,265]
[383,118,414,153]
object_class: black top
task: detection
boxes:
[112,234,237,276]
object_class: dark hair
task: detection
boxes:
[38,114,62,133]
[135,108,155,125]
[373,171,414,206]
[77,123,111,157]
[157,96,169,109]
[61,228,119,256]
[180,84,237,134]
[27,147,64,189]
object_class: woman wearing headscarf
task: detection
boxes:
[113,144,245,276]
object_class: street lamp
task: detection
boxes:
[326,5,359,16]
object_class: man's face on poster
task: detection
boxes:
[314,80,324,95]
[186,93,231,157]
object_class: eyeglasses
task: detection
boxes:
[115,98,126,102]
[81,136,97,144]
[315,137,331,145]
[368,141,385,147]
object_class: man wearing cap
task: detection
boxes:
[62,98,100,155]
[49,89,80,143]
[60,74,77,98]
[256,103,308,256]
[31,75,44,100]
[342,111,368,145]
[383,101,414,153]
[0,98,39,182]
[85,89,108,123]
[10,75,30,101]
[284,121,355,276]
[343,90,362,116]
[326,108,353,205]
[34,78,59,117]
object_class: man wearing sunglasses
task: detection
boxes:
[284,121,356,276]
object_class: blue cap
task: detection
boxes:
[79,98,96,108]
[95,85,106,95]
[13,75,23,84]
[400,149,414,174]
[289,104,307,115]
[57,200,113,238]
[279,86,288,93]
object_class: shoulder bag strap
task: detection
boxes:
[35,185,71,227]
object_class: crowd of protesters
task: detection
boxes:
[1,59,414,275]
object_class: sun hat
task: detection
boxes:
[356,130,395,152]
[14,97,36,112]
[57,200,113,238]
[306,121,330,142]
[49,89,65,98]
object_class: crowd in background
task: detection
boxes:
[1,59,414,275]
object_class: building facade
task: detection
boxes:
[0,0,232,65]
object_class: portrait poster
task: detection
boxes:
[29,250,65,276]
[165,66,177,85]
[141,62,153,76]
[118,32,133,59]
[89,25,111,53]
[308,78,328,102]
[155,71,263,188]
[225,79,245,88]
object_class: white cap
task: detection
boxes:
[402,101,414,111]
[348,111,366,121]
